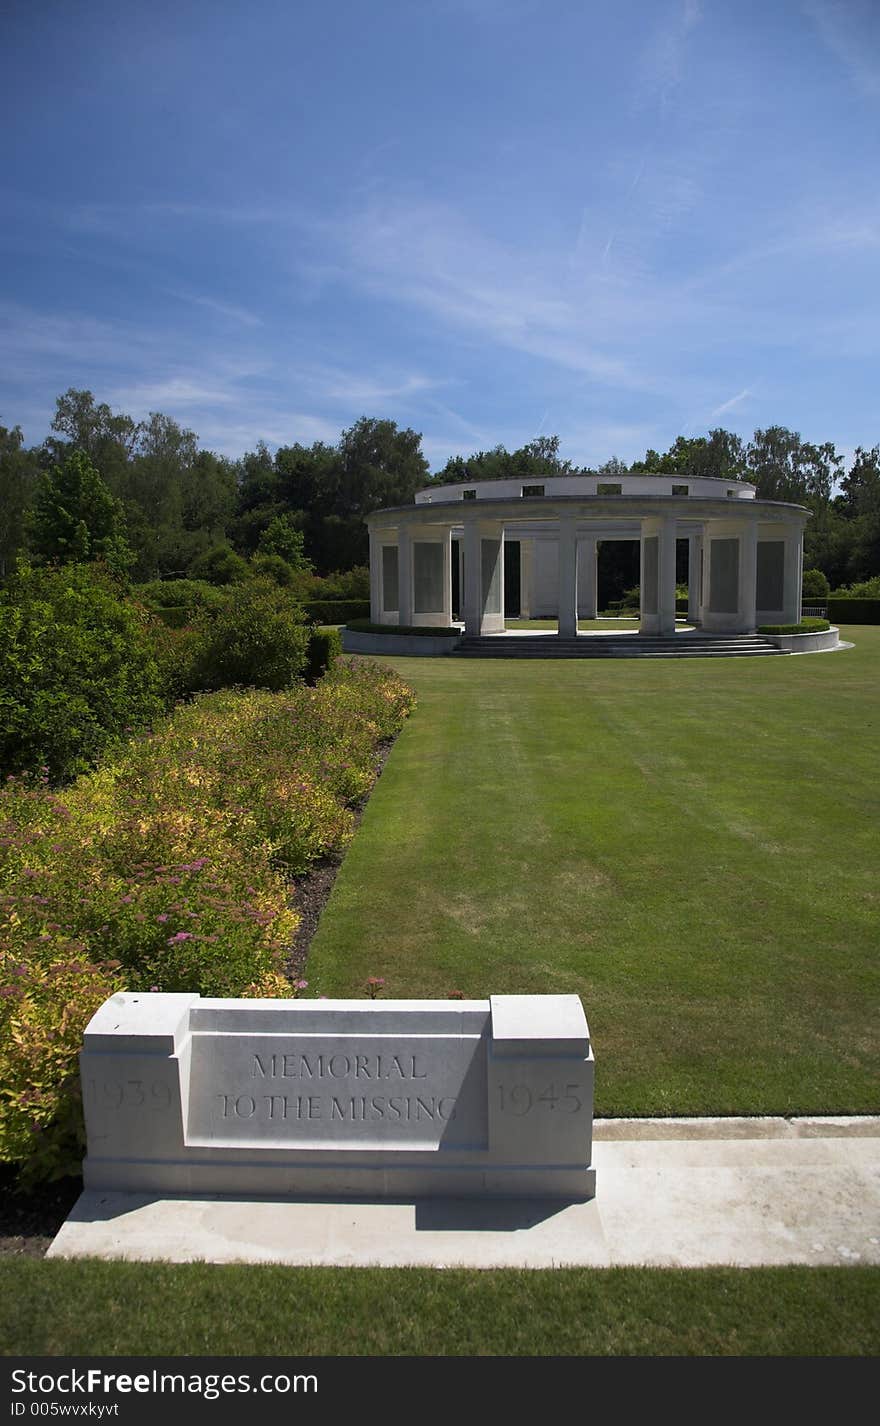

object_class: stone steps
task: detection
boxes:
[453,634,787,659]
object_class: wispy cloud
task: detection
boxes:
[321,197,647,387]
[167,291,264,328]
[708,388,752,421]
[639,0,703,114]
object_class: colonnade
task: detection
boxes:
[368,511,804,637]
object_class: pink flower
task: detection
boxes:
[168,931,194,943]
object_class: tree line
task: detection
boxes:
[2,389,878,589]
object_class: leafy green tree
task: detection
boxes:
[630,430,747,480]
[745,427,841,505]
[431,435,573,485]
[236,440,279,513]
[45,388,140,496]
[0,562,162,780]
[338,416,429,516]
[0,425,41,578]
[257,513,311,570]
[28,449,133,578]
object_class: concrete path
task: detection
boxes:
[47,1116,880,1270]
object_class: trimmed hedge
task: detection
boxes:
[828,598,880,625]
[757,618,830,635]
[347,620,461,637]
[304,599,370,624]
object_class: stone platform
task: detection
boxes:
[48,1115,880,1270]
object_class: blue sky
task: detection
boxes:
[2,0,878,472]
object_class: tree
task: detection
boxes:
[257,514,311,570]
[0,425,41,578]
[431,435,573,486]
[337,417,429,517]
[45,388,140,496]
[835,447,880,582]
[745,427,841,505]
[0,562,162,781]
[630,429,747,480]
[28,449,133,579]
[838,447,880,519]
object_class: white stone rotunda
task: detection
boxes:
[366,473,809,638]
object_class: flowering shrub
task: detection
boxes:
[0,951,126,1181]
[0,660,415,1178]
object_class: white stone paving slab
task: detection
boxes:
[47,1116,880,1269]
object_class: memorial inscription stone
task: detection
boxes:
[80,993,596,1199]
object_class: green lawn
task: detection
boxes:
[309,626,880,1117]
[1,1260,877,1356]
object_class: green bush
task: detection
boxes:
[189,545,250,586]
[133,579,226,620]
[0,563,163,782]
[188,579,310,692]
[297,567,370,602]
[305,626,342,684]
[303,599,371,623]
[831,576,880,599]
[250,553,297,587]
[758,618,831,634]
[346,620,461,637]
[802,568,830,600]
[827,598,880,625]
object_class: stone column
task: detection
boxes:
[462,521,505,635]
[557,515,579,637]
[442,526,453,627]
[739,519,758,633]
[397,525,413,628]
[578,535,598,619]
[462,521,481,636]
[639,517,657,634]
[479,522,505,634]
[519,538,534,619]
[658,516,677,636]
[368,527,382,623]
[782,525,803,624]
[687,531,703,626]
[640,515,676,635]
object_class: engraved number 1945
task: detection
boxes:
[497,1083,581,1115]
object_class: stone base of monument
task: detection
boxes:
[48,1117,880,1268]
[78,992,596,1201]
